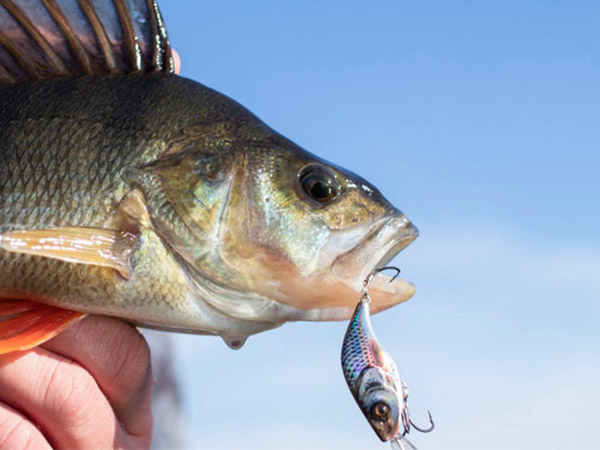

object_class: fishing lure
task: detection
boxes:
[341,267,434,449]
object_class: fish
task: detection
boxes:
[341,268,434,448]
[0,0,418,353]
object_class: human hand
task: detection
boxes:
[0,316,154,449]
[173,49,181,74]
[0,46,185,450]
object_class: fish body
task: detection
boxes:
[0,74,292,346]
[0,0,419,351]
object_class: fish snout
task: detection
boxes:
[331,211,418,313]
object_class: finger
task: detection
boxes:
[42,316,153,439]
[172,48,181,74]
[0,348,128,449]
[0,402,52,450]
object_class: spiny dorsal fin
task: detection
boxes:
[0,0,173,86]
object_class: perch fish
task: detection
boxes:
[0,0,418,352]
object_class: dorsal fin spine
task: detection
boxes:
[0,28,39,78]
[41,0,93,75]
[114,0,142,71]
[0,0,68,75]
[147,0,173,73]
[146,0,162,71]
[0,64,13,83]
[77,0,117,71]
[0,0,174,84]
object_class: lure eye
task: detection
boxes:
[299,165,339,205]
[371,402,390,420]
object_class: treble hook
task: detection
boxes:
[409,411,435,433]
[361,266,401,301]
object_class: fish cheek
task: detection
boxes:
[125,149,237,273]
[214,165,295,288]
[216,149,329,291]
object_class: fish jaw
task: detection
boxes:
[332,214,419,313]
[175,212,418,325]
[229,212,419,322]
[332,215,418,288]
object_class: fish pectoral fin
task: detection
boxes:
[0,227,138,279]
[0,299,85,354]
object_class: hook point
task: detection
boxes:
[409,410,435,433]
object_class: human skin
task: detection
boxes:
[0,52,186,450]
[0,316,154,449]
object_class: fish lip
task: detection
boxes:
[332,214,419,291]
[375,219,419,269]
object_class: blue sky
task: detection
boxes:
[156,2,599,449]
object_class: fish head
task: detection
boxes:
[134,112,417,323]
[212,128,419,320]
[355,367,402,441]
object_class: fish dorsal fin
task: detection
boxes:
[0,0,173,85]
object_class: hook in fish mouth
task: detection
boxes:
[332,213,419,314]
[361,266,402,301]
[184,211,420,325]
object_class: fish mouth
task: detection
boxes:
[332,213,419,314]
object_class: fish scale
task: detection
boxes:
[0,0,418,354]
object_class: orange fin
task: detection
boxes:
[0,227,138,279]
[0,299,85,354]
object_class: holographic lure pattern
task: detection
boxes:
[341,297,408,443]
[341,300,400,391]
[341,268,434,446]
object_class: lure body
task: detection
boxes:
[342,299,408,441]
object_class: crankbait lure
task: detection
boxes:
[341,267,434,449]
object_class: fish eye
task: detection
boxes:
[299,165,339,205]
[370,402,390,420]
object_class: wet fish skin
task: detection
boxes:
[0,73,286,339]
[0,71,417,344]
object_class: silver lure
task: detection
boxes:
[341,268,434,448]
